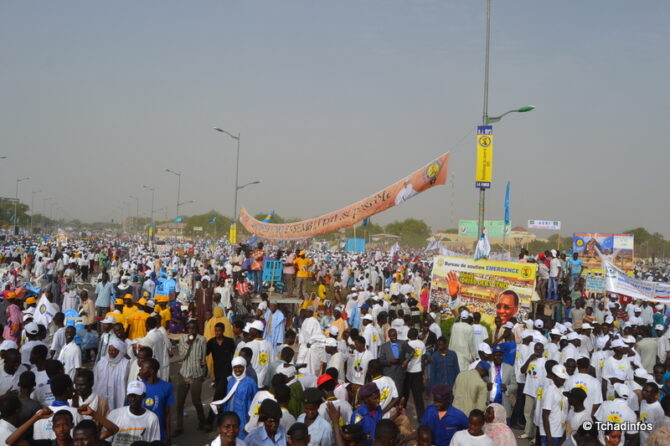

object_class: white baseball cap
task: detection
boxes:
[25,322,39,335]
[0,340,18,351]
[478,343,492,355]
[534,319,544,329]
[362,314,373,321]
[552,364,569,379]
[611,338,626,349]
[460,310,470,319]
[655,324,665,332]
[328,325,339,336]
[567,332,579,341]
[613,383,630,399]
[102,316,116,324]
[251,320,265,332]
[325,338,338,347]
[127,380,146,396]
[581,323,593,330]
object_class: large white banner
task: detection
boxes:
[528,220,561,230]
[603,260,670,302]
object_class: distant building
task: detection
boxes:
[155,222,186,240]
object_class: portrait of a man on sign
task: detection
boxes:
[495,290,519,324]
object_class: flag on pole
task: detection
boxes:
[209,216,217,224]
[504,182,511,227]
[362,218,370,227]
[173,216,184,223]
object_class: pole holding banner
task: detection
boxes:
[229,222,237,245]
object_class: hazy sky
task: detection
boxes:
[1,1,668,237]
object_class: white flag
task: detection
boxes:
[32,295,56,326]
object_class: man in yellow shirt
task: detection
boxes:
[127,297,151,340]
[294,251,313,298]
[155,295,172,328]
[105,299,127,328]
[122,293,137,320]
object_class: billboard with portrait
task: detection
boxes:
[572,233,634,271]
[430,256,537,325]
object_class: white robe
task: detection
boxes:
[448,322,475,371]
[138,328,170,381]
[93,356,130,410]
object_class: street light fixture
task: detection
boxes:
[237,180,262,191]
[177,200,194,207]
[13,177,30,236]
[165,168,182,219]
[484,105,535,124]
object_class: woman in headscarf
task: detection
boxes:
[210,357,257,438]
[204,306,234,379]
[3,292,21,343]
[483,403,517,446]
[93,337,130,410]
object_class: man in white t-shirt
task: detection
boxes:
[405,327,426,419]
[33,374,83,440]
[107,381,161,446]
[595,384,639,445]
[639,382,665,445]
[548,250,561,301]
[565,357,603,417]
[539,364,569,446]
[450,409,494,446]
[564,387,591,442]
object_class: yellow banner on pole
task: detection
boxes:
[475,125,493,188]
[229,222,237,244]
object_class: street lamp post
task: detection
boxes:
[14,177,30,236]
[30,189,42,234]
[213,128,241,222]
[476,0,534,240]
[165,169,182,219]
[143,185,155,224]
[42,197,53,229]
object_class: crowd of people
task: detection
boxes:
[0,236,669,446]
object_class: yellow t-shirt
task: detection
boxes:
[128,311,150,340]
[105,311,127,328]
[317,284,327,299]
[158,305,172,328]
[294,258,313,278]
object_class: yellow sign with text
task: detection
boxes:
[476,134,493,185]
[229,223,237,244]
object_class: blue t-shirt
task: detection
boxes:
[567,258,583,275]
[420,404,468,446]
[142,379,175,440]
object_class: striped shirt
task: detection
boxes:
[178,334,207,379]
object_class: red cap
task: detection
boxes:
[317,374,335,387]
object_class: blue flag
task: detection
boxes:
[209,216,217,224]
[504,182,510,227]
[173,216,184,223]
[362,218,370,227]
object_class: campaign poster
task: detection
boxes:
[572,233,634,271]
[430,256,537,325]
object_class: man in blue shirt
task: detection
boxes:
[566,253,584,291]
[350,382,382,446]
[420,384,468,446]
[245,399,287,446]
[139,358,175,442]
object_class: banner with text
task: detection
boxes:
[430,256,537,325]
[603,260,670,302]
[239,152,450,240]
[528,220,561,230]
[459,220,510,238]
[572,233,634,271]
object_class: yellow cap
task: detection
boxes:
[155,295,169,303]
[115,299,124,305]
[25,297,37,305]
[123,293,133,300]
[138,298,148,306]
